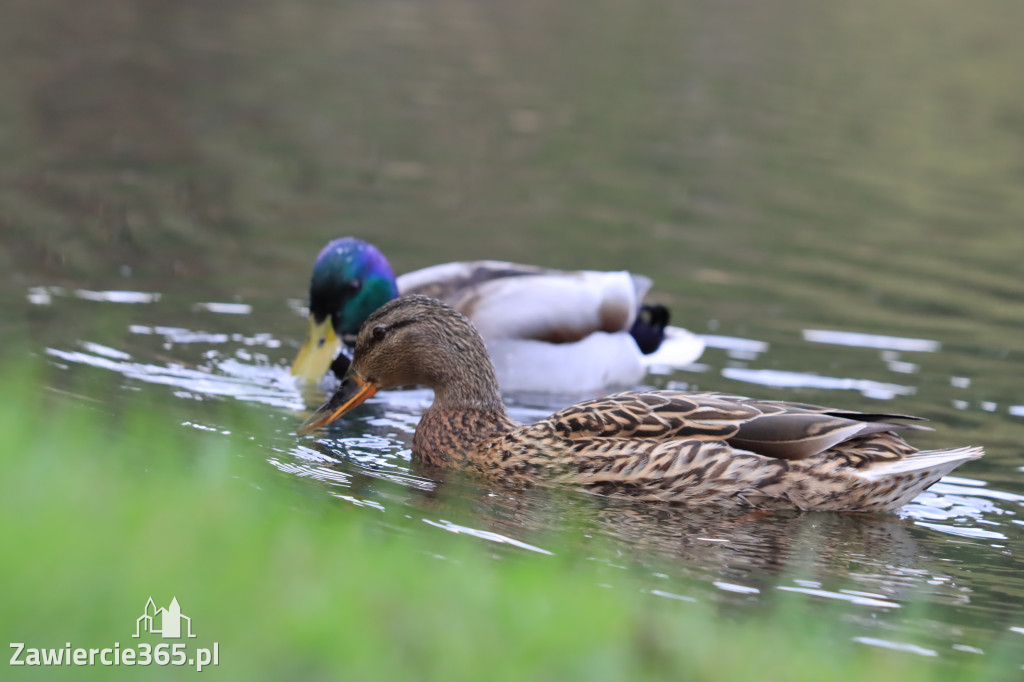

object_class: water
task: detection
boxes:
[4,0,1024,668]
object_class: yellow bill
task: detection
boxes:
[298,374,378,435]
[291,316,341,383]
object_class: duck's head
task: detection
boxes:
[298,295,501,434]
[291,238,399,382]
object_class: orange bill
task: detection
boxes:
[297,374,378,435]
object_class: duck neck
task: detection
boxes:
[413,367,516,467]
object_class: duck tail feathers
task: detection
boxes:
[856,446,983,511]
[859,446,983,482]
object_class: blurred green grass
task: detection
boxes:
[0,367,1019,681]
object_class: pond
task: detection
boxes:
[4,0,1024,669]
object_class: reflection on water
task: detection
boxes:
[721,367,915,400]
[30,288,1024,667]
[28,286,163,305]
[700,334,769,359]
[421,519,553,556]
[72,289,162,304]
[47,344,302,410]
[39,287,303,410]
[852,637,938,658]
[193,302,254,315]
[803,329,941,353]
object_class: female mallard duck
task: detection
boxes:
[299,296,982,512]
[291,237,704,393]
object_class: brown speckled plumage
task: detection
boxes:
[301,296,983,512]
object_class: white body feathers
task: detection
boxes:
[396,260,704,394]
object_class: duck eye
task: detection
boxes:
[372,325,388,341]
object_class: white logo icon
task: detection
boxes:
[133,597,196,639]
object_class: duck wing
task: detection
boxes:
[486,390,978,511]
[398,260,651,343]
[544,391,926,463]
[397,261,550,300]
[495,390,978,511]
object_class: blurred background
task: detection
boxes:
[3,0,1021,301]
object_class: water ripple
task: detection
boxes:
[74,289,161,304]
[803,330,941,353]
[422,519,553,555]
[721,367,914,399]
[46,345,303,410]
[778,585,900,609]
[192,302,254,315]
[852,637,937,657]
[914,523,1007,541]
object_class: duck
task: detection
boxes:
[290,237,704,393]
[298,295,983,512]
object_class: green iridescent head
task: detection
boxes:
[309,237,399,337]
[292,238,399,382]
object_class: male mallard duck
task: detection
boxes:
[299,296,983,512]
[291,237,704,393]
